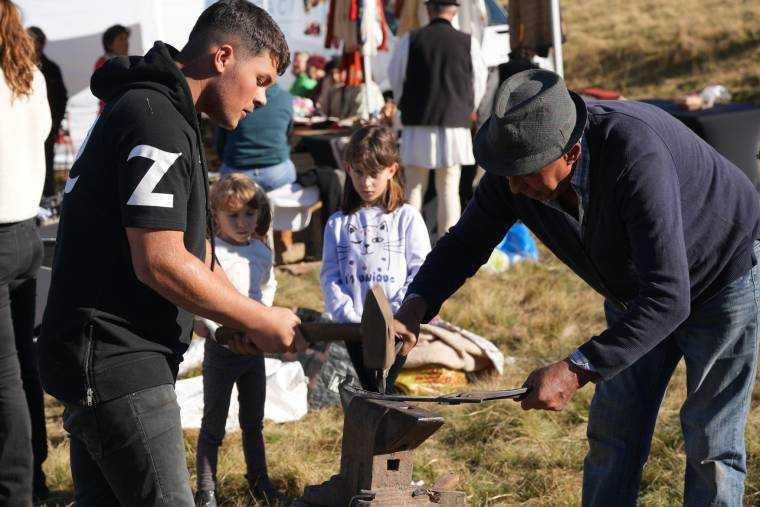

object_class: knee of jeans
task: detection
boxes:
[198,426,226,447]
[239,406,264,431]
[680,419,740,468]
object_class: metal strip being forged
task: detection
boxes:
[342,381,529,405]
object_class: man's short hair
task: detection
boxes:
[427,3,457,16]
[185,0,291,76]
[102,24,130,53]
[27,26,46,47]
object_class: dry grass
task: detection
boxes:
[561,0,760,104]
[39,251,760,506]
[37,2,760,505]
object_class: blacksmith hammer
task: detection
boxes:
[215,284,399,392]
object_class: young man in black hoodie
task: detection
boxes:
[38,2,296,505]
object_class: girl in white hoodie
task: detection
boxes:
[320,125,431,392]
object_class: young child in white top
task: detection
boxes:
[321,125,431,392]
[193,173,285,505]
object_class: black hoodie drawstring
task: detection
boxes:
[194,114,217,271]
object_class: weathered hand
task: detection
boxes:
[393,297,427,355]
[516,359,594,411]
[393,318,418,355]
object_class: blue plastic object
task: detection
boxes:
[496,222,539,262]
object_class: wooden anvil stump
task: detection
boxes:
[296,382,466,506]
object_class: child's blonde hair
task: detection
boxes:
[209,173,272,237]
[341,125,405,214]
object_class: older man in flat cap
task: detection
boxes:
[388,0,487,240]
[394,69,759,505]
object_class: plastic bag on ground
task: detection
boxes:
[176,357,308,429]
[483,222,538,273]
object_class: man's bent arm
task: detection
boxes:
[127,228,286,348]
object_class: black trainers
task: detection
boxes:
[194,490,218,507]
[247,474,291,505]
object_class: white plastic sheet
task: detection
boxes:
[176,341,308,428]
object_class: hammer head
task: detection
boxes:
[359,284,396,371]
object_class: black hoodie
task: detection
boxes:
[39,42,213,406]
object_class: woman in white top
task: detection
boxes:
[0,0,52,502]
[321,125,431,393]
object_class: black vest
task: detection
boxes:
[400,18,474,128]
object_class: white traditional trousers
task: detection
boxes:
[404,165,461,239]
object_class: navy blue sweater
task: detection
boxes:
[215,83,293,169]
[409,100,760,380]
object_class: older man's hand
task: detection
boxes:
[516,359,599,411]
[393,297,428,355]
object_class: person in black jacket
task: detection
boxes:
[394,70,760,506]
[28,26,68,197]
[38,2,302,505]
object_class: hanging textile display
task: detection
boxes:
[325,0,389,52]
[395,0,487,39]
[324,0,390,116]
[508,0,565,58]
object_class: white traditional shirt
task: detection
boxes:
[387,30,488,169]
[321,204,431,323]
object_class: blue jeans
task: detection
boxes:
[583,244,760,507]
[63,384,194,506]
[220,158,296,192]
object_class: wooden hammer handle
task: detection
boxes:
[214,322,363,348]
[299,322,363,343]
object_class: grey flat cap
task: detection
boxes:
[474,69,587,177]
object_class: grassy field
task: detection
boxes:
[37,0,760,505]
[562,0,760,105]
[40,250,760,505]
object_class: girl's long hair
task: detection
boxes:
[340,125,405,215]
[0,0,37,99]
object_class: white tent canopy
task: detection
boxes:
[16,0,208,149]
[14,0,347,150]
[16,0,562,152]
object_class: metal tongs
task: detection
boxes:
[341,379,529,406]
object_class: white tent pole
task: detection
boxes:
[361,0,374,120]
[550,0,563,77]
[363,53,372,120]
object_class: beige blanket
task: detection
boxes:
[405,320,504,373]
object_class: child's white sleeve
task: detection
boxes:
[197,317,220,336]
[401,209,432,297]
[199,259,249,336]
[320,218,361,323]
[260,265,277,307]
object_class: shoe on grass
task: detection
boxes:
[194,489,217,507]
